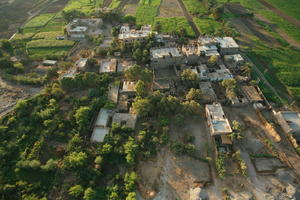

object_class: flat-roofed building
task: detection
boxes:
[95,108,112,127]
[91,108,112,143]
[99,59,117,73]
[118,25,152,44]
[199,82,217,103]
[108,82,119,103]
[91,127,110,143]
[215,37,239,55]
[198,65,233,82]
[224,54,244,68]
[274,111,300,143]
[75,58,88,71]
[121,81,136,95]
[205,103,232,136]
[66,18,102,39]
[182,43,201,64]
[43,60,57,66]
[242,86,264,103]
[150,47,185,69]
[112,113,137,129]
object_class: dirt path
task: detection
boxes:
[175,0,200,37]
[257,0,300,29]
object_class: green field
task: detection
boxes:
[27,47,72,59]
[265,0,300,21]
[217,0,300,43]
[193,17,222,35]
[27,40,75,48]
[154,17,196,38]
[182,0,206,15]
[33,31,64,40]
[63,0,96,14]
[109,0,121,9]
[24,13,56,28]
[135,0,161,25]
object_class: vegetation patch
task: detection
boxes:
[193,17,222,35]
[182,0,206,15]
[32,31,64,40]
[24,13,56,28]
[154,17,196,38]
[264,0,300,21]
[135,0,161,25]
[63,0,96,14]
[26,40,75,49]
[109,0,121,9]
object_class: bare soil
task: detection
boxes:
[158,0,184,17]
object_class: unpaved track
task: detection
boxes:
[257,0,300,29]
[176,0,200,37]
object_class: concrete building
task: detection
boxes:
[118,24,153,44]
[224,54,244,68]
[43,60,57,66]
[182,43,202,64]
[99,58,117,73]
[112,113,137,129]
[199,82,217,103]
[205,103,232,136]
[75,58,88,71]
[197,64,233,82]
[150,47,185,69]
[108,82,120,103]
[242,86,264,103]
[66,18,102,39]
[121,81,136,95]
[274,111,300,143]
[91,108,112,143]
[215,37,239,55]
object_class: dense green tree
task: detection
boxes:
[126,192,137,200]
[75,106,91,133]
[186,88,202,102]
[124,172,137,192]
[124,137,138,164]
[69,185,84,198]
[83,187,97,200]
[135,80,147,97]
[180,69,199,88]
[132,98,152,117]
[63,151,88,169]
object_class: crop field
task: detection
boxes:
[109,0,121,9]
[26,40,75,49]
[182,0,206,15]
[158,0,183,17]
[27,47,71,59]
[193,17,222,35]
[154,17,196,37]
[12,33,35,40]
[135,0,161,25]
[32,31,64,40]
[63,0,96,14]
[217,0,300,43]
[264,0,300,21]
[24,13,56,28]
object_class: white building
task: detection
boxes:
[205,103,232,136]
[66,18,102,39]
[215,37,239,55]
[196,64,233,81]
[224,54,245,68]
[150,47,185,69]
[75,58,88,71]
[121,81,136,95]
[118,24,153,44]
[112,113,137,129]
[99,59,117,73]
[91,108,112,143]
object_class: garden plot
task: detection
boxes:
[158,0,184,17]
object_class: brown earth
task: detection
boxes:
[158,0,184,17]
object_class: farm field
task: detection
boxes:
[24,13,56,28]
[63,0,96,14]
[154,17,196,37]
[109,0,121,9]
[158,0,184,17]
[135,0,161,25]
[264,0,300,21]
[27,39,75,48]
[33,31,64,40]
[218,0,300,43]
[182,0,206,15]
[193,17,222,35]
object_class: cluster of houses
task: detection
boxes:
[66,18,103,40]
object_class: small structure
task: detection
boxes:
[182,42,201,65]
[43,60,57,66]
[118,24,153,44]
[215,37,239,55]
[112,113,137,129]
[252,157,285,173]
[75,58,88,71]
[205,103,232,136]
[153,79,171,92]
[224,54,244,68]
[121,81,136,95]
[199,82,217,103]
[274,111,300,143]
[242,86,264,103]
[117,94,130,112]
[150,47,185,69]
[117,59,134,72]
[198,65,233,82]
[99,58,117,73]
[91,108,112,143]
[66,18,102,39]
[108,82,120,103]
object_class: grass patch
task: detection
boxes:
[109,0,121,9]
[24,13,56,28]
[27,40,75,48]
[182,0,206,15]
[63,0,95,14]
[193,17,222,35]
[135,0,161,25]
[154,17,196,38]
[27,47,71,59]
[264,0,300,21]
[33,32,64,40]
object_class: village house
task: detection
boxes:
[274,111,300,144]
[224,54,245,68]
[118,24,153,44]
[99,58,117,73]
[241,86,264,103]
[197,64,233,81]
[150,47,185,69]
[112,113,137,129]
[198,36,239,56]
[66,18,102,40]
[91,108,112,143]
[108,82,120,103]
[181,42,202,65]
[199,82,217,103]
[75,58,88,71]
[42,60,57,66]
[121,81,136,96]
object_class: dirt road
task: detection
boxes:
[176,0,200,37]
[257,0,300,29]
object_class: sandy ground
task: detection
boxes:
[158,0,184,17]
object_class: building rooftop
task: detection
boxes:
[150,47,182,59]
[224,54,244,62]
[182,44,201,56]
[91,127,110,142]
[118,25,152,40]
[199,82,217,102]
[279,111,300,133]
[75,58,88,69]
[215,37,239,49]
[242,86,263,102]
[99,59,117,73]
[122,81,136,92]
[108,83,119,103]
[206,103,232,135]
[112,113,137,129]
[43,60,57,65]
[95,108,112,127]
